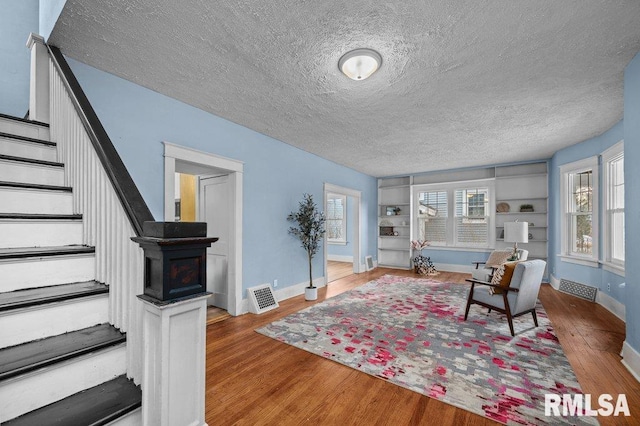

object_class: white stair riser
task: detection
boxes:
[0,188,73,215]
[0,118,50,140]
[0,220,83,248]
[0,161,64,186]
[105,407,142,426]
[0,344,126,423]
[0,137,57,161]
[0,255,95,292]
[0,295,109,348]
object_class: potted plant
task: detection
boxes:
[410,240,437,275]
[288,193,326,300]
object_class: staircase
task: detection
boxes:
[0,113,142,425]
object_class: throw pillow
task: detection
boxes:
[489,261,519,295]
[484,250,512,268]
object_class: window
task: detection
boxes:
[415,180,493,248]
[455,188,489,245]
[603,142,624,270]
[326,193,346,244]
[561,157,599,263]
[417,191,447,245]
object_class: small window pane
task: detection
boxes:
[418,191,447,244]
[571,213,593,255]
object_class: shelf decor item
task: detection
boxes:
[496,202,510,213]
[410,240,437,275]
[519,204,534,212]
[287,193,326,300]
[504,221,529,261]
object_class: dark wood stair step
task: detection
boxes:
[0,181,72,192]
[0,112,49,128]
[0,245,95,260]
[0,131,56,147]
[3,375,141,426]
[0,153,64,168]
[0,213,82,220]
[0,281,108,312]
[0,323,125,381]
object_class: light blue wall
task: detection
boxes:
[624,51,640,351]
[65,58,378,294]
[39,0,66,41]
[548,121,625,302]
[0,0,39,117]
[327,196,355,259]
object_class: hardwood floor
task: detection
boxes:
[327,260,355,283]
[205,268,639,425]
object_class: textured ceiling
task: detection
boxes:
[49,1,640,177]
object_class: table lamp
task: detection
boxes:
[504,221,528,260]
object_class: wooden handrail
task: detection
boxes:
[47,45,154,236]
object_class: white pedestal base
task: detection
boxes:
[139,293,210,426]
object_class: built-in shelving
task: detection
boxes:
[378,176,411,269]
[494,162,548,263]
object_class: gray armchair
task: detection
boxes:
[464,259,546,336]
[471,249,529,282]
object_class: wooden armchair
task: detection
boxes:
[464,259,546,336]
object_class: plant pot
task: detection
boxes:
[304,287,318,301]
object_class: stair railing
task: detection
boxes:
[35,35,153,385]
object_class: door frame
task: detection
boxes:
[163,142,244,316]
[323,183,362,282]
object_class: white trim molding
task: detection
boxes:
[163,142,244,316]
[596,289,626,322]
[323,183,363,278]
[622,341,640,383]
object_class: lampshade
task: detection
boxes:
[504,222,529,243]
[339,48,382,80]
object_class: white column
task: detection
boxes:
[139,294,210,426]
[26,33,50,123]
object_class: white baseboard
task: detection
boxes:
[239,276,326,315]
[327,254,353,263]
[434,263,474,274]
[622,341,640,383]
[549,274,560,290]
[549,273,625,322]
[596,290,626,322]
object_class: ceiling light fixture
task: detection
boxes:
[338,48,382,81]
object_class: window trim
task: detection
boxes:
[326,193,347,245]
[413,179,495,249]
[559,156,599,264]
[602,140,624,273]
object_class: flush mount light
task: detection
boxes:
[338,48,382,81]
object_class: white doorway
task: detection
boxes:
[199,175,230,309]
[164,142,243,316]
[323,183,362,284]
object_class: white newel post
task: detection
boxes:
[132,222,217,426]
[26,33,49,123]
[139,294,210,426]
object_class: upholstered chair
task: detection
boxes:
[464,259,546,336]
[471,249,529,282]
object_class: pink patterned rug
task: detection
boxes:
[256,275,597,425]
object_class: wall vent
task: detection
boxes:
[247,284,279,314]
[559,279,597,302]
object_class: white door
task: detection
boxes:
[200,175,230,309]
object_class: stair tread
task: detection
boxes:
[0,323,125,381]
[0,181,72,192]
[0,281,108,312]
[0,131,55,146]
[3,375,141,426]
[0,245,95,259]
[0,213,82,220]
[0,153,63,167]
[0,112,49,128]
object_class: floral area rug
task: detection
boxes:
[256,275,597,425]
